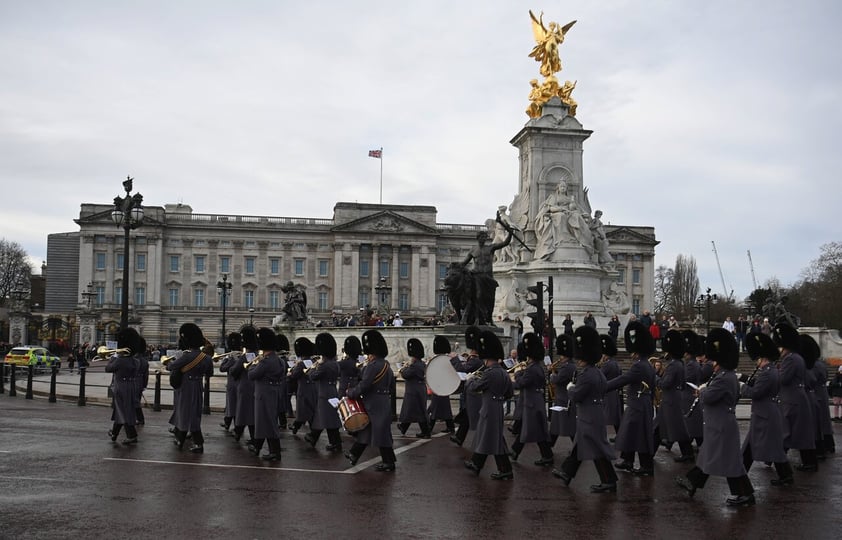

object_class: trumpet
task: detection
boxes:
[212,350,241,362]
[466,364,489,381]
[91,346,132,362]
[304,356,324,373]
[243,351,266,369]
[507,361,528,374]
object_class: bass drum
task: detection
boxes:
[426,354,462,396]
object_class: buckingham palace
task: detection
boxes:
[43,201,656,346]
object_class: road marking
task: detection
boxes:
[0,450,12,453]
[104,434,441,474]
[0,475,87,483]
[104,457,354,474]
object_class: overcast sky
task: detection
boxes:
[2,0,839,304]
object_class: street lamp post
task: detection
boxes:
[110,176,144,332]
[217,274,232,348]
[81,282,97,311]
[248,308,255,327]
[375,277,391,312]
[698,288,717,334]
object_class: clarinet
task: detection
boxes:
[685,370,720,418]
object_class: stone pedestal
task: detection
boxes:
[492,98,621,330]
[9,314,28,345]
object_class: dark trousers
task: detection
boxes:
[233,424,255,441]
[348,442,396,465]
[549,434,575,447]
[686,466,754,496]
[471,452,512,473]
[252,438,281,454]
[559,445,618,484]
[398,420,430,436]
[429,418,455,433]
[742,442,793,479]
[654,426,694,456]
[453,409,470,443]
[511,439,554,459]
[135,407,145,425]
[309,428,342,447]
[619,450,654,470]
[799,448,818,467]
[111,422,138,439]
[174,428,203,446]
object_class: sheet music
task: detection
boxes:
[457,372,468,381]
[245,352,256,361]
[328,398,341,408]
[303,359,313,368]
[550,405,568,412]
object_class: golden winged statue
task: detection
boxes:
[528,10,576,77]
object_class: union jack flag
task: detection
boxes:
[368,149,382,158]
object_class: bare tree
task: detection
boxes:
[670,254,700,319]
[653,265,673,315]
[0,239,33,307]
[788,242,842,329]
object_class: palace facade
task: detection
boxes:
[41,201,656,346]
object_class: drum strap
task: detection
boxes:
[180,352,206,373]
[372,363,390,385]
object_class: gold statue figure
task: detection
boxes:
[559,79,577,116]
[529,10,576,78]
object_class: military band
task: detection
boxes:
[95,317,835,507]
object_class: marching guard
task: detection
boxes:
[398,338,432,438]
[338,336,362,397]
[305,332,343,452]
[552,326,618,492]
[509,332,554,466]
[345,330,397,471]
[464,330,515,480]
[549,334,577,447]
[230,326,256,444]
[606,321,657,476]
[247,328,284,461]
[289,337,318,435]
[218,332,242,432]
[655,330,695,462]
[740,331,794,486]
[599,334,623,439]
[167,323,214,453]
[675,329,755,507]
[681,330,704,447]
[427,335,456,434]
[106,328,141,444]
[450,326,483,446]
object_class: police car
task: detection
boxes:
[4,346,62,368]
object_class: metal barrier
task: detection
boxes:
[0,362,5,394]
[9,366,16,397]
[153,371,162,412]
[26,365,33,399]
[78,367,86,406]
[203,374,211,415]
[49,366,57,403]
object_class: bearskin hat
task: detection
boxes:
[477,330,504,361]
[433,335,451,355]
[772,323,800,352]
[705,328,739,370]
[179,323,205,350]
[257,327,277,351]
[662,329,685,358]
[745,332,779,362]
[361,330,388,358]
[241,326,258,351]
[556,333,574,359]
[599,334,617,357]
[226,332,242,351]
[117,327,140,354]
[625,321,655,356]
[136,336,147,355]
[407,338,425,359]
[574,326,602,365]
[315,332,337,358]
[465,325,481,351]
[682,330,700,356]
[799,334,821,370]
[521,332,545,361]
[344,335,362,358]
[276,334,290,353]
[294,337,315,358]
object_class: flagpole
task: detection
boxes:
[379,147,383,204]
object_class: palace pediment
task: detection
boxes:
[332,210,438,235]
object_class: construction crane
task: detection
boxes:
[711,241,733,301]
[747,250,758,290]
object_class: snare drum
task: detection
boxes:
[337,397,370,433]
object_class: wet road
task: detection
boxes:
[1,394,841,539]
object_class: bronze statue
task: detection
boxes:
[445,218,513,326]
[280,281,307,322]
